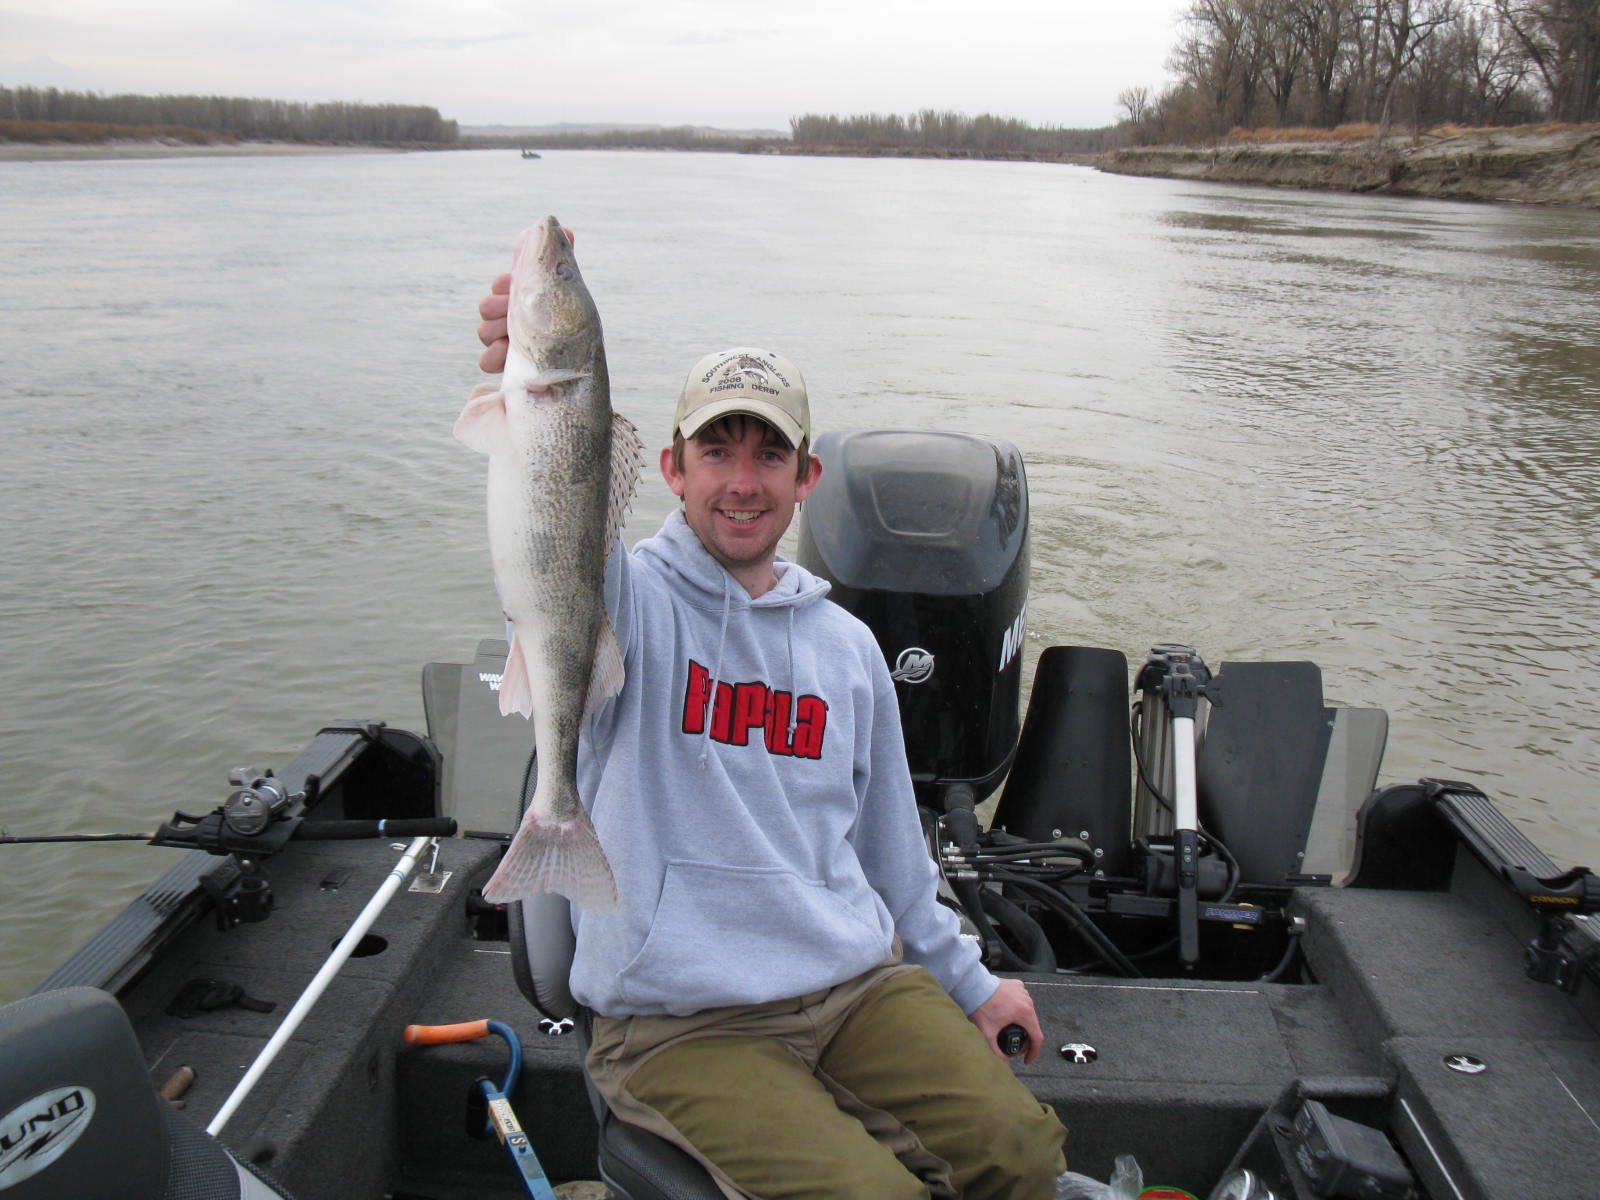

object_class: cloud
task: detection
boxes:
[1,0,1186,129]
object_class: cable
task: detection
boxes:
[979,887,1058,973]
[1258,927,1303,983]
[1129,700,1175,813]
[989,868,1143,978]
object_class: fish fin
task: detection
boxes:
[454,385,515,455]
[584,612,625,718]
[499,632,536,719]
[605,412,646,550]
[481,806,618,912]
[526,368,588,394]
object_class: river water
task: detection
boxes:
[2,149,1598,1002]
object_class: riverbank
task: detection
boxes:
[0,139,406,162]
[1097,125,1600,208]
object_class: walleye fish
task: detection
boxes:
[453,217,642,911]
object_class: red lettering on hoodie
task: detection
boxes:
[681,659,828,759]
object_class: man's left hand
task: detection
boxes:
[969,978,1044,1064]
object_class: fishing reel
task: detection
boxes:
[221,768,302,837]
[144,766,315,930]
[151,766,315,859]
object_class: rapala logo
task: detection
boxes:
[681,659,828,758]
[892,648,934,685]
[998,604,1026,673]
[0,1086,96,1188]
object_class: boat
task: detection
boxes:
[5,429,1598,1200]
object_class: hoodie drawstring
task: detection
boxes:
[701,571,732,767]
[785,608,798,742]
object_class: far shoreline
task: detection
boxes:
[7,128,1597,211]
[1096,125,1600,210]
[0,140,407,162]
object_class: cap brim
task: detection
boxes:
[676,399,805,449]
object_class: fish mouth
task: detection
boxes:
[536,218,575,270]
[512,218,576,278]
[508,218,595,350]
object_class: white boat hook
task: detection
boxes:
[207,836,438,1136]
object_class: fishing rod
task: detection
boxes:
[4,764,457,933]
[1,766,455,852]
[0,831,156,844]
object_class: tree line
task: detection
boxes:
[1126,0,1600,143]
[1,86,459,145]
[462,126,755,151]
[787,111,1115,156]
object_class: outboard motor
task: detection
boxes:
[796,430,1029,810]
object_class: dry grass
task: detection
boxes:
[1222,123,1377,143]
[1218,120,1600,146]
[0,118,235,146]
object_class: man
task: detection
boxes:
[478,283,1067,1200]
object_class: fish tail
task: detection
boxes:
[482,809,618,912]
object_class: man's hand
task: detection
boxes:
[477,272,511,373]
[969,977,1045,1064]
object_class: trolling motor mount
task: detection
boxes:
[1136,645,1219,966]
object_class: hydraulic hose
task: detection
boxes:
[991,869,1143,978]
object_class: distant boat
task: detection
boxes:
[520,149,541,159]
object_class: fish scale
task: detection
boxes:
[453,216,642,912]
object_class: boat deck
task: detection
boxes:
[75,827,1598,1199]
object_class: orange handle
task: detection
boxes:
[403,1019,490,1044]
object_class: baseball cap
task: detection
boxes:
[674,348,810,449]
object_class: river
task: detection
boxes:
[2,148,1598,1002]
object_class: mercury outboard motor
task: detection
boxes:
[796,430,1029,810]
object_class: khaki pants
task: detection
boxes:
[586,963,1067,1200]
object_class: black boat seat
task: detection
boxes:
[0,986,291,1200]
[423,642,722,1199]
[509,885,723,1200]
[1196,662,1388,885]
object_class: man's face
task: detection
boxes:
[660,415,822,596]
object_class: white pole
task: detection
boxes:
[206,836,435,1137]
[1171,715,1199,834]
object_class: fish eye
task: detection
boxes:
[554,262,574,281]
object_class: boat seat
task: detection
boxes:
[423,641,721,1199]
[421,638,533,836]
[507,754,725,1200]
[1196,661,1388,885]
[0,986,291,1199]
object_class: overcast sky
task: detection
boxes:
[2,0,1190,132]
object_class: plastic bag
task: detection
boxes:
[1053,1154,1143,1200]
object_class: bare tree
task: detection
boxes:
[1176,0,1267,131]
[1250,0,1309,123]
[1288,0,1363,124]
[1373,0,1460,134]
[1118,85,1154,124]
[1496,0,1600,121]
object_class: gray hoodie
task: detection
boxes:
[567,509,997,1019]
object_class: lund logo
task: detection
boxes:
[892,648,934,685]
[998,605,1026,673]
[0,1086,96,1188]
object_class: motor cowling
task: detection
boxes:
[796,430,1029,808]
